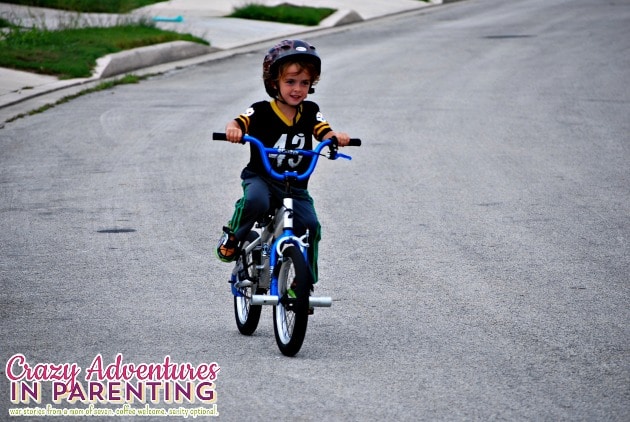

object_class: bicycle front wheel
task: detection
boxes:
[234,231,263,335]
[273,245,310,356]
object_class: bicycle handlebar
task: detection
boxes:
[212,132,361,182]
[212,132,361,147]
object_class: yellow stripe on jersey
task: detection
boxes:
[270,100,291,126]
[236,113,250,132]
[314,120,331,140]
[270,100,305,127]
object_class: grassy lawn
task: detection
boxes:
[229,3,336,26]
[0,0,165,14]
[0,23,208,79]
[0,0,208,79]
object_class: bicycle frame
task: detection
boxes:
[213,132,360,355]
[232,134,354,308]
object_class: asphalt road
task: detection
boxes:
[1,0,629,420]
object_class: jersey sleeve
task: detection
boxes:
[311,104,332,141]
[234,104,257,133]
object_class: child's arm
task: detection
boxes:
[225,120,243,143]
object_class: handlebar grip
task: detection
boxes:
[348,138,361,147]
[212,132,227,141]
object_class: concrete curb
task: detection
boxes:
[95,41,219,79]
[320,9,364,27]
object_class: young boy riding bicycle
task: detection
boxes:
[216,39,351,285]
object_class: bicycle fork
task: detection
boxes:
[250,196,332,308]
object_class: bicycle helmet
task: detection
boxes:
[263,39,321,98]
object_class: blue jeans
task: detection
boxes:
[227,169,321,283]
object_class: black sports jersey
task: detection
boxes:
[234,100,332,188]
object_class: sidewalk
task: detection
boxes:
[0,0,440,115]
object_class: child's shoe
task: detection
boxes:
[216,227,239,262]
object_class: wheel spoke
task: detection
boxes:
[273,245,309,356]
[233,231,263,336]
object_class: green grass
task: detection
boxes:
[0,0,209,79]
[1,17,14,28]
[0,0,165,14]
[229,3,336,26]
[0,23,208,79]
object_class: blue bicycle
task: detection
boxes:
[213,132,360,356]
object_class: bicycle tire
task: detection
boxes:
[273,244,310,356]
[234,231,263,335]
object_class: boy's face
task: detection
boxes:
[277,64,312,106]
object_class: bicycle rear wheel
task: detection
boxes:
[273,245,309,356]
[234,231,263,335]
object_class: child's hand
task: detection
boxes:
[328,131,350,147]
[225,122,243,143]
